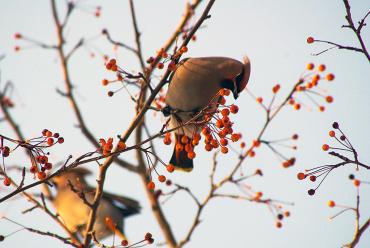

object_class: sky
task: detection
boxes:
[0,0,369,247]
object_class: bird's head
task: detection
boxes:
[52,167,91,190]
[220,56,251,99]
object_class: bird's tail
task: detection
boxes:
[169,135,194,172]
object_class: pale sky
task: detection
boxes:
[0,0,369,247]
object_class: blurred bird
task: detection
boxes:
[164,56,251,171]
[51,168,140,240]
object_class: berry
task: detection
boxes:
[117,141,126,150]
[326,96,333,103]
[306,63,314,70]
[318,64,326,72]
[221,146,228,154]
[308,189,315,195]
[354,179,360,187]
[327,200,335,208]
[309,175,316,182]
[322,144,329,151]
[37,171,46,180]
[57,137,64,144]
[326,73,335,81]
[121,240,128,246]
[144,232,152,240]
[47,138,54,146]
[158,175,166,183]
[348,174,355,180]
[147,181,155,190]
[329,131,335,137]
[230,104,239,114]
[157,63,164,69]
[307,37,314,44]
[166,164,175,173]
[102,79,109,86]
[297,173,306,180]
[332,122,339,129]
[3,177,11,186]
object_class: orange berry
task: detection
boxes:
[157,63,164,69]
[240,142,246,148]
[163,138,171,145]
[276,222,282,228]
[307,37,314,44]
[14,33,22,39]
[230,104,239,114]
[111,64,118,72]
[211,139,219,148]
[284,211,290,217]
[326,96,333,103]
[219,96,226,105]
[294,103,301,110]
[329,131,335,137]
[158,175,166,182]
[297,173,306,180]
[318,64,326,72]
[147,181,155,190]
[220,138,228,146]
[47,138,54,146]
[322,144,329,151]
[168,61,176,71]
[354,179,360,187]
[306,63,314,70]
[256,97,263,103]
[327,200,335,208]
[37,171,46,180]
[117,141,126,150]
[326,73,335,81]
[45,131,53,137]
[181,135,189,144]
[221,146,228,154]
[253,140,260,147]
[319,106,325,112]
[221,108,230,116]
[180,46,188,53]
[3,177,11,186]
[231,133,241,142]
[102,79,109,86]
[272,84,280,94]
[205,144,213,151]
[187,151,196,159]
[14,46,20,52]
[166,164,175,173]
[176,143,184,152]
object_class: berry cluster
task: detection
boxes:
[297,122,367,195]
[99,137,126,156]
[0,129,64,185]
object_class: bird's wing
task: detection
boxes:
[102,192,141,217]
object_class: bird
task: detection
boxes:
[164,56,251,172]
[51,168,140,241]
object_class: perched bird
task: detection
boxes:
[164,56,251,171]
[51,168,140,240]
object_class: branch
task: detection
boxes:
[50,0,137,173]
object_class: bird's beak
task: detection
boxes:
[232,81,239,99]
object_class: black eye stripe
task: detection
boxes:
[220,78,235,91]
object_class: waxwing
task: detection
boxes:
[164,56,251,171]
[51,168,140,240]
